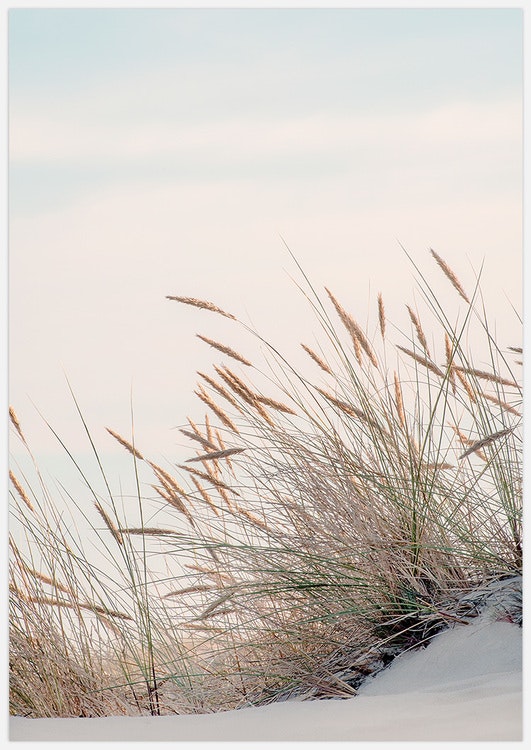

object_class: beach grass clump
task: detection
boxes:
[9,249,522,713]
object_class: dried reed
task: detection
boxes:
[397,346,444,377]
[196,334,252,366]
[9,406,26,443]
[454,368,477,403]
[185,447,246,463]
[9,470,35,512]
[458,427,515,460]
[301,343,333,374]
[406,305,430,355]
[179,463,240,495]
[393,372,406,430]
[255,395,296,415]
[377,293,386,339]
[106,428,144,460]
[195,385,240,433]
[94,502,123,545]
[197,371,244,412]
[190,476,221,516]
[178,428,218,452]
[430,248,470,303]
[166,295,236,320]
[453,366,518,389]
[326,288,378,368]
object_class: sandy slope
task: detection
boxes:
[10,618,522,742]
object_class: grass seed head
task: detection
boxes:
[301,343,333,374]
[106,428,144,460]
[9,471,35,513]
[166,295,237,320]
[196,334,252,366]
[430,249,470,303]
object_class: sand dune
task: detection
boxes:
[10,617,521,743]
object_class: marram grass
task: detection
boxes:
[9,250,522,716]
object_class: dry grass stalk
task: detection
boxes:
[217,485,236,511]
[454,368,477,403]
[444,333,457,393]
[94,502,123,545]
[204,412,215,446]
[185,623,225,633]
[149,463,189,498]
[393,372,406,430]
[325,287,356,335]
[255,395,296,415]
[195,385,240,434]
[451,425,487,462]
[426,462,454,471]
[162,585,216,599]
[185,564,235,584]
[215,429,237,478]
[352,335,363,367]
[179,463,240,495]
[216,367,275,425]
[94,614,127,637]
[451,425,474,447]
[377,293,386,338]
[9,470,35,513]
[18,562,71,595]
[190,476,221,516]
[453,366,518,389]
[325,288,378,367]
[235,505,270,532]
[179,427,218,452]
[254,402,276,426]
[122,527,182,537]
[215,366,256,406]
[106,428,144,460]
[196,607,234,622]
[85,602,134,621]
[196,334,252,366]
[481,392,521,416]
[166,295,236,320]
[351,322,378,368]
[9,406,26,443]
[301,343,333,374]
[397,346,444,377]
[406,305,430,356]
[198,591,235,620]
[151,484,195,527]
[430,248,470,303]
[316,388,365,420]
[198,372,244,413]
[187,416,207,441]
[15,587,132,620]
[459,427,515,460]
[185,447,246,463]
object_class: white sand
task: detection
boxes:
[9,618,522,743]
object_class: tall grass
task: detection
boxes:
[9,250,522,714]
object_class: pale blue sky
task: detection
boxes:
[10,9,521,101]
[8,7,523,467]
[10,9,522,214]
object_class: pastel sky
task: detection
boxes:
[8,7,523,471]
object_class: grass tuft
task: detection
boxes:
[10,248,522,715]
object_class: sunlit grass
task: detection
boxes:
[9,249,522,715]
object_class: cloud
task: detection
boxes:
[10,98,521,183]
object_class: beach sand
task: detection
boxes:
[9,618,522,743]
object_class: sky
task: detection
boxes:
[7,6,523,478]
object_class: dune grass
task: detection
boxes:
[9,249,522,715]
